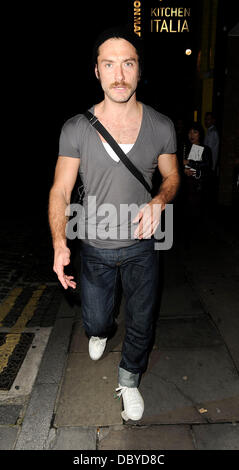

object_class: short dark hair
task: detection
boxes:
[92,25,144,76]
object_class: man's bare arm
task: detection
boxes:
[153,153,180,209]
[48,156,80,288]
[133,154,180,239]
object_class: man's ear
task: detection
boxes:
[95,64,100,80]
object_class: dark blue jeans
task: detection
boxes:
[80,239,159,387]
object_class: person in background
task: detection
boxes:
[204,112,220,173]
[183,122,212,225]
[174,117,187,167]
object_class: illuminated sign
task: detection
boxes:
[151,6,191,32]
[134,1,142,37]
[133,0,192,36]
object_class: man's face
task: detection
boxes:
[204,114,214,128]
[95,38,140,104]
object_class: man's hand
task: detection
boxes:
[133,200,162,239]
[53,245,76,290]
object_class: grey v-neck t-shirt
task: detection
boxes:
[58,103,177,248]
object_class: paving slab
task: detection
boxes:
[137,347,239,425]
[69,320,88,353]
[192,423,239,450]
[197,396,239,423]
[49,426,97,450]
[158,283,204,318]
[188,276,239,371]
[182,235,239,370]
[98,424,195,450]
[54,352,122,427]
[0,426,19,450]
[154,317,223,349]
[15,383,59,450]
[0,405,22,425]
[36,318,74,384]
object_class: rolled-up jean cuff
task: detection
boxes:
[118,367,140,388]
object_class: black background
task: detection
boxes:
[2,0,237,217]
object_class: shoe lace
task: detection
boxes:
[114,386,139,403]
[91,336,106,346]
[115,386,127,399]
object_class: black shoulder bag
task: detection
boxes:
[84,110,152,196]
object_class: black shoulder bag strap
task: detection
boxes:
[84,110,152,195]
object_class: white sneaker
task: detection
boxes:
[115,385,144,421]
[89,336,107,360]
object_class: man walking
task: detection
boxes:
[48,27,180,421]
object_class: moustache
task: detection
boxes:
[110,82,131,89]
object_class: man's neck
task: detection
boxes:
[95,96,141,122]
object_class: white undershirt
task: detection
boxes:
[103,142,134,162]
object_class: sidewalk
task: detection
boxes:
[0,210,239,451]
